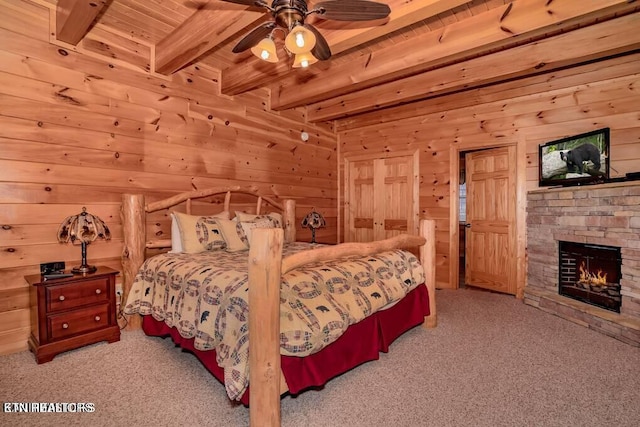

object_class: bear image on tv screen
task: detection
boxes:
[559,143,601,175]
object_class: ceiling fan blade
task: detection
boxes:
[232,22,276,53]
[303,24,331,61]
[217,0,267,6]
[312,0,391,21]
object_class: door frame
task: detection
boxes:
[448,137,527,298]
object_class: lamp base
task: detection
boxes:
[71,265,97,275]
[72,241,97,274]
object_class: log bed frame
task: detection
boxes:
[120,187,436,427]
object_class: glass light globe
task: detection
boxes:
[285,25,316,55]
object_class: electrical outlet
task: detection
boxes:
[115,284,123,305]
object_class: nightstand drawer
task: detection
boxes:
[47,277,110,312]
[48,304,110,340]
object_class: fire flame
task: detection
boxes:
[578,261,607,286]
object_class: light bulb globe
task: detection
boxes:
[292,51,318,69]
[285,25,316,55]
[250,37,278,63]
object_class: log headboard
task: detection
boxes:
[119,186,296,328]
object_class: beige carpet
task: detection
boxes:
[1,288,639,427]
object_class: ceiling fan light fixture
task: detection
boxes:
[285,24,316,55]
[250,37,279,63]
[292,51,318,68]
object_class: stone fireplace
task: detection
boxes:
[525,182,640,347]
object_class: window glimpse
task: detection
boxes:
[459,183,466,222]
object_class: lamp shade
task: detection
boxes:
[251,37,279,63]
[301,210,326,243]
[285,24,316,55]
[292,51,318,69]
[57,207,111,274]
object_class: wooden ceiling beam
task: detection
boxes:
[335,53,640,132]
[219,0,470,96]
[324,0,472,54]
[154,3,265,75]
[271,0,637,111]
[306,12,640,122]
[55,0,107,45]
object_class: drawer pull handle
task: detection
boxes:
[94,316,101,322]
[62,323,69,329]
[95,289,101,295]
[59,295,65,301]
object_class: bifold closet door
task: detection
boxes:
[344,151,419,243]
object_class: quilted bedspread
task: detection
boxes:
[124,242,425,400]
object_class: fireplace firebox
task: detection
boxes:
[558,241,622,313]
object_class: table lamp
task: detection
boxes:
[57,207,111,274]
[301,210,326,244]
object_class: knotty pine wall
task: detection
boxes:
[0,1,337,355]
[338,52,640,290]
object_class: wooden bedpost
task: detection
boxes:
[283,199,296,243]
[420,219,437,328]
[121,193,145,330]
[248,228,284,427]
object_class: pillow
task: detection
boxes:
[171,211,229,254]
[235,211,258,222]
[237,216,281,248]
[169,213,184,253]
[235,211,283,228]
[216,218,249,252]
[216,215,282,252]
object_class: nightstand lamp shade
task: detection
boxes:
[57,207,111,274]
[301,210,326,244]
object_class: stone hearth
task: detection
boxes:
[525,181,640,346]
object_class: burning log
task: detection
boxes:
[578,260,608,287]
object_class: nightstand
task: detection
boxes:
[25,266,121,364]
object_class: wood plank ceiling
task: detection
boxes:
[50,0,640,123]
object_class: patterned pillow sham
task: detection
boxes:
[216,218,249,252]
[215,215,282,252]
[235,211,283,227]
[236,216,281,248]
[171,211,228,254]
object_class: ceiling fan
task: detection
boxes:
[220,0,391,68]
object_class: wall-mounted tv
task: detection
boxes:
[538,128,610,187]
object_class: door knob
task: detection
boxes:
[464,223,471,228]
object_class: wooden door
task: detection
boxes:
[347,158,376,242]
[464,146,517,295]
[344,151,419,242]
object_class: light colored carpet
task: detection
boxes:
[1,288,639,427]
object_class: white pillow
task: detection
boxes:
[169,213,183,253]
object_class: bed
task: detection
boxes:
[120,187,436,426]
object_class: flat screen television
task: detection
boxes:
[538,128,610,187]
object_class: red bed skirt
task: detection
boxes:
[142,284,430,405]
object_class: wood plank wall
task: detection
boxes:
[0,1,337,355]
[338,52,640,290]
